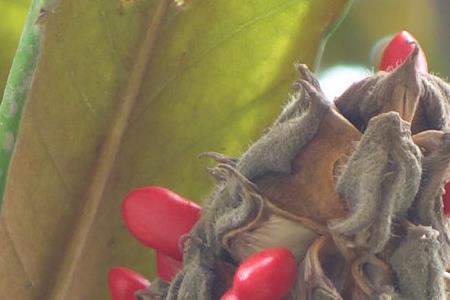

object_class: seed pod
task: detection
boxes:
[293,236,344,300]
[157,49,450,300]
[390,223,446,300]
[335,48,450,134]
[414,72,450,132]
[218,163,324,262]
[329,112,422,253]
[335,47,421,132]
[254,96,360,225]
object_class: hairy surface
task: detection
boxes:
[166,66,331,300]
[329,112,422,253]
[390,224,446,300]
[154,51,450,300]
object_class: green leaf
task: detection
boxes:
[0,0,351,298]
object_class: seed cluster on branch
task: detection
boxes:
[136,47,450,300]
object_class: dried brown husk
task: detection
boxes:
[335,48,421,132]
[335,47,450,134]
[292,235,345,300]
[255,103,359,225]
[220,166,326,262]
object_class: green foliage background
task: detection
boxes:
[321,0,450,76]
[1,0,449,96]
[0,0,29,94]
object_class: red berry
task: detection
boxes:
[220,290,240,300]
[156,251,183,282]
[443,183,450,216]
[122,186,201,260]
[379,31,428,72]
[108,267,150,300]
[226,247,297,300]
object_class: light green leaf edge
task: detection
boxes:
[0,0,353,210]
[313,0,354,70]
[0,0,43,206]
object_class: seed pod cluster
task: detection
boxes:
[146,45,450,300]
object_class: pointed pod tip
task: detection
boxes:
[395,43,420,75]
[295,63,309,73]
[379,31,428,73]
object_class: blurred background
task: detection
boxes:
[0,0,29,95]
[318,0,450,99]
[0,0,449,99]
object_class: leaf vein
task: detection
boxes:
[132,0,300,124]
[45,0,172,298]
[55,29,100,120]
[99,8,119,61]
[1,218,34,288]
[33,120,74,197]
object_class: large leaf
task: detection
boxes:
[0,0,350,298]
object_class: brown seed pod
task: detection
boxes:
[335,47,450,135]
[293,235,345,300]
[255,102,360,225]
[217,163,326,262]
[349,253,396,299]
[389,223,446,300]
[164,52,450,300]
[335,47,421,132]
[413,72,450,133]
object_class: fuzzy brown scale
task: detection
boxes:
[139,49,450,300]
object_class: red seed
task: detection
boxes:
[226,247,297,300]
[443,183,450,216]
[108,267,150,300]
[379,31,428,72]
[220,290,240,300]
[156,251,183,282]
[122,186,201,260]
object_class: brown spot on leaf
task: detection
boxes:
[36,9,47,25]
[107,237,116,247]
[173,0,192,10]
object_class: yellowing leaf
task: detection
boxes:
[0,0,350,298]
